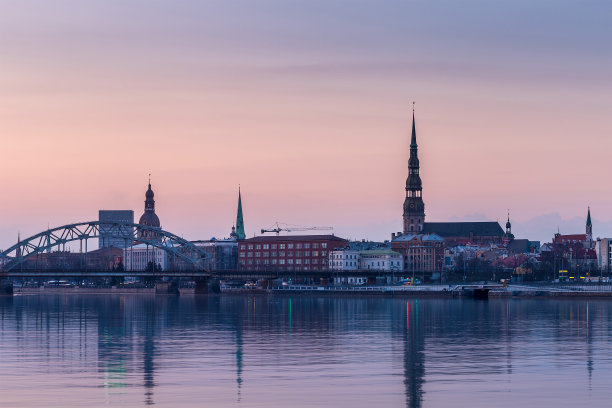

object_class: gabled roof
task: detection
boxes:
[422,222,504,237]
[554,234,587,244]
[507,239,530,253]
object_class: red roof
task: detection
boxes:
[554,234,587,244]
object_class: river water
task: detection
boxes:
[0,295,610,407]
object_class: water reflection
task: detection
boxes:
[0,296,611,407]
[402,301,424,408]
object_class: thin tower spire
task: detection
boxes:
[235,186,246,240]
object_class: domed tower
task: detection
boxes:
[138,177,161,241]
[403,108,425,234]
[504,210,514,244]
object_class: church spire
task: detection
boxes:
[403,104,425,234]
[411,103,417,148]
[587,207,592,227]
[586,207,592,241]
[235,186,246,240]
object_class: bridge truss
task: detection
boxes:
[0,221,207,272]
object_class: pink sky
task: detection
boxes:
[0,1,610,248]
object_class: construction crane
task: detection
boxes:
[260,222,333,236]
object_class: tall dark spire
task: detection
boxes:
[235,186,245,240]
[411,106,417,148]
[403,105,425,234]
[586,207,592,241]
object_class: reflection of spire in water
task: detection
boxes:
[505,303,513,377]
[289,298,292,334]
[141,298,159,407]
[236,322,243,402]
[404,300,424,408]
[143,336,155,405]
[586,302,593,391]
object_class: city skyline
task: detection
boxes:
[1,0,610,248]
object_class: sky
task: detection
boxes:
[0,0,610,249]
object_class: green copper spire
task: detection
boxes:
[587,207,592,227]
[235,187,246,240]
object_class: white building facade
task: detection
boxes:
[359,249,403,271]
[123,244,168,271]
[328,248,403,285]
[329,250,360,271]
[596,238,612,273]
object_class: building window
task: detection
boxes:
[304,259,310,264]
[304,251,310,257]
[295,251,301,257]
[263,244,270,250]
[255,252,261,257]
[280,244,286,249]
[304,244,310,249]
[247,253,253,257]
[322,243,327,248]
[271,244,277,249]
[296,259,302,265]
[272,259,277,265]
[256,244,261,250]
[287,252,293,257]
[287,259,294,265]
[263,252,269,257]
[313,243,319,249]
[288,244,294,249]
[239,253,245,258]
[296,243,302,249]
[248,244,253,250]
[279,251,285,257]
[271,252,277,257]
[312,251,319,257]
[279,259,285,265]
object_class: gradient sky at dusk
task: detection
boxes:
[0,0,610,248]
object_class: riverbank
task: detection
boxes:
[14,287,196,295]
[11,285,612,298]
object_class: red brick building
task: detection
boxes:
[391,233,446,278]
[238,235,348,271]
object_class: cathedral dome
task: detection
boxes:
[139,211,160,228]
[138,179,161,237]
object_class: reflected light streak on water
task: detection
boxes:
[0,295,611,407]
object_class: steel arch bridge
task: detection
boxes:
[0,221,207,272]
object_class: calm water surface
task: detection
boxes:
[0,295,611,407]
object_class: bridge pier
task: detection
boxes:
[155,280,179,295]
[194,277,209,294]
[463,288,489,299]
[0,280,13,296]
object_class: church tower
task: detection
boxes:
[235,187,246,240]
[503,210,514,244]
[403,108,425,234]
[138,176,161,241]
[586,207,592,242]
